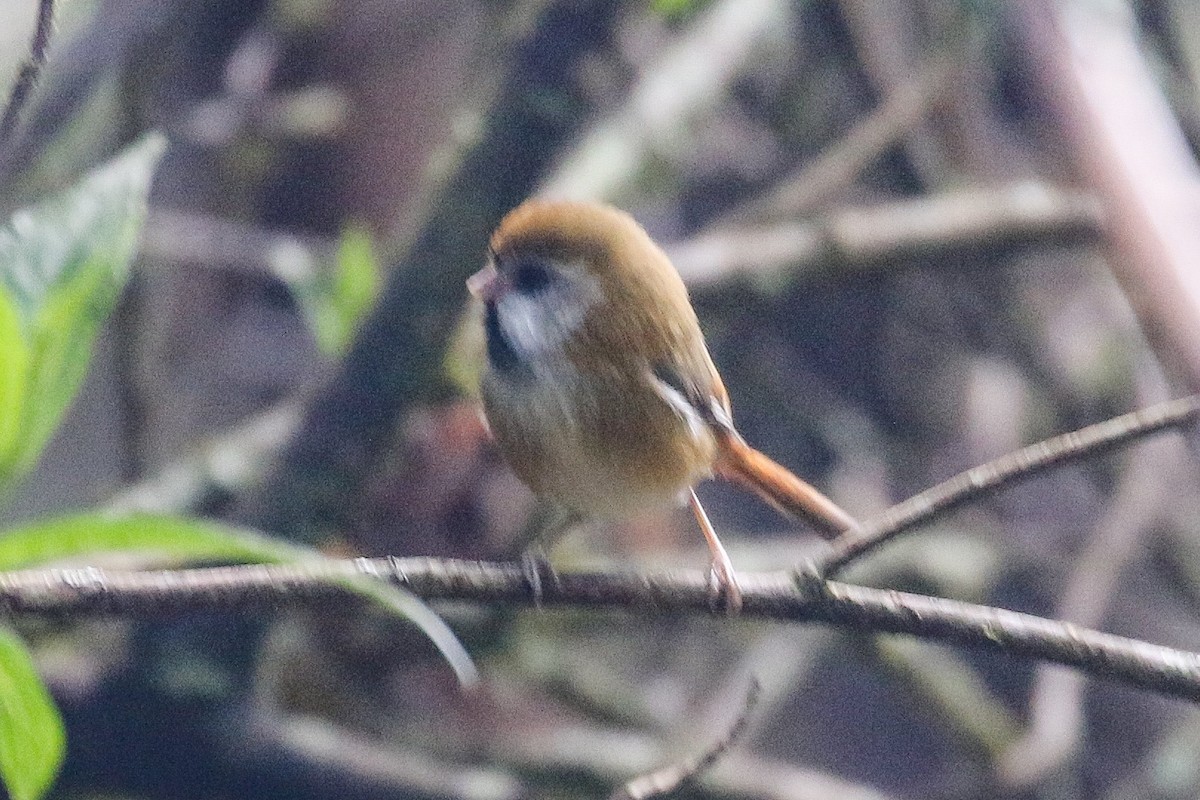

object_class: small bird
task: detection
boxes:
[468,200,855,611]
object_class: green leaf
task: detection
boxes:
[0,133,166,489]
[293,223,381,356]
[0,511,295,570]
[0,291,29,458]
[0,628,64,800]
[0,512,478,685]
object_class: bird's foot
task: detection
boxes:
[708,557,743,616]
[520,547,558,610]
[689,488,743,615]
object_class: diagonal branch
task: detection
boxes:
[2,556,1200,704]
[719,56,955,224]
[814,393,1200,577]
[0,0,56,146]
[610,679,761,800]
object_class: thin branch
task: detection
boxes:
[490,706,889,800]
[540,0,788,201]
[140,208,334,280]
[815,393,1200,577]
[0,0,56,146]
[720,56,955,224]
[707,752,895,800]
[666,182,1101,287]
[3,557,1200,704]
[107,400,302,514]
[610,679,760,800]
[243,707,526,800]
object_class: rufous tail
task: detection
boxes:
[714,434,855,539]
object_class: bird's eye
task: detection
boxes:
[510,258,554,294]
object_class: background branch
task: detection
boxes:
[611,679,760,800]
[666,182,1101,287]
[718,56,955,224]
[0,0,54,147]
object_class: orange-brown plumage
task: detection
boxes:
[489,201,720,391]
[472,200,855,610]
[483,202,724,515]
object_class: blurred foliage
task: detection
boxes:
[0,134,163,800]
[0,626,62,800]
[291,223,381,357]
[0,134,162,492]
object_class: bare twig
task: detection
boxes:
[140,209,334,280]
[540,0,788,201]
[0,0,55,147]
[241,707,525,800]
[491,711,891,800]
[708,753,894,800]
[722,57,955,224]
[3,557,1200,703]
[610,679,761,800]
[667,182,1101,287]
[107,400,302,514]
[815,394,1200,577]
[839,0,1032,186]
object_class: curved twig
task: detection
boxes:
[610,679,761,800]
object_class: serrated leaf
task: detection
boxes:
[0,133,166,489]
[0,627,64,800]
[0,512,478,685]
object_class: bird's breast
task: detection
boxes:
[481,361,718,519]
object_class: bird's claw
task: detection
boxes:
[708,560,743,616]
[521,549,558,610]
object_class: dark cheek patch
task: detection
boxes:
[482,256,596,379]
[485,302,523,374]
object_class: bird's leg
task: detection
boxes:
[689,488,743,615]
[513,502,574,609]
[521,546,551,610]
